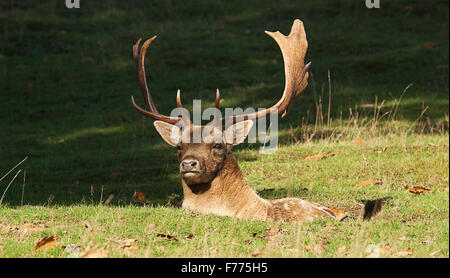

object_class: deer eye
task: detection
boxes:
[176,144,182,151]
[213,143,223,150]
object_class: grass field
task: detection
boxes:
[0,0,448,258]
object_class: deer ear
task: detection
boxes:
[223,120,254,146]
[153,121,182,147]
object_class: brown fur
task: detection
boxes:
[153,122,338,222]
[180,150,337,222]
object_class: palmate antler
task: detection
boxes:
[131,19,310,128]
[221,19,310,126]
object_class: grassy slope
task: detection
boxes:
[0,0,448,257]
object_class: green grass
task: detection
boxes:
[0,0,448,258]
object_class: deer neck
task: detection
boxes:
[181,153,271,221]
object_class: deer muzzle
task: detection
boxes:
[180,158,200,177]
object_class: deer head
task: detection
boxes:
[152,120,254,185]
[130,20,342,222]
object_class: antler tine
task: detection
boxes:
[131,37,185,125]
[211,89,222,127]
[176,89,182,108]
[222,19,311,126]
[214,88,221,109]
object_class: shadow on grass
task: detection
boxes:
[361,197,391,221]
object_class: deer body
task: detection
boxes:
[181,152,336,222]
[130,19,340,222]
[181,154,271,221]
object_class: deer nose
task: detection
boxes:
[181,159,199,171]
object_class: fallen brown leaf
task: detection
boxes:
[132,191,146,202]
[82,221,91,230]
[406,186,431,194]
[185,234,195,240]
[303,153,335,161]
[356,179,382,188]
[156,233,178,241]
[353,138,363,145]
[120,239,137,249]
[34,235,58,251]
[80,246,109,258]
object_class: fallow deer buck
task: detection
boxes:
[130,19,344,222]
